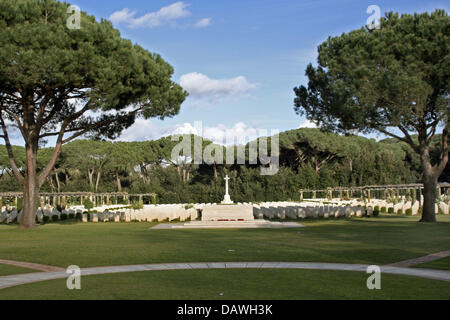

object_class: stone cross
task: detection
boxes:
[221,174,233,204]
[224,175,230,196]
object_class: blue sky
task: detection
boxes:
[13,0,450,145]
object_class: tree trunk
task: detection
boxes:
[418,128,448,222]
[87,166,94,188]
[54,168,61,193]
[19,145,39,229]
[47,176,55,193]
[116,169,122,192]
[95,170,101,192]
[20,176,38,228]
[419,146,437,222]
[421,169,437,222]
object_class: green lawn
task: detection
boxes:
[414,256,450,270]
[0,269,448,300]
[0,263,37,276]
[0,215,449,269]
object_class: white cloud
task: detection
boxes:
[298,119,317,128]
[195,17,211,28]
[109,2,191,28]
[117,120,267,146]
[203,122,261,145]
[170,122,199,135]
[179,72,259,100]
[108,8,136,25]
[164,122,262,145]
[118,118,160,141]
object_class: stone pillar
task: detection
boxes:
[313,191,316,199]
[300,191,303,201]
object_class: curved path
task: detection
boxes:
[387,250,450,268]
[0,261,449,290]
[0,259,64,272]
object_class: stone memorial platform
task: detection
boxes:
[150,203,304,229]
[201,204,254,221]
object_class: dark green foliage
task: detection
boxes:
[381,207,387,213]
[131,199,144,210]
[0,0,187,228]
[373,206,380,216]
[405,208,413,215]
[388,207,395,214]
[397,209,403,215]
[83,198,94,211]
[60,213,67,220]
[42,216,50,223]
[0,127,429,203]
[293,10,449,222]
[51,215,58,222]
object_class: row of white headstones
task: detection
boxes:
[0,197,448,224]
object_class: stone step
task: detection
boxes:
[168,220,303,229]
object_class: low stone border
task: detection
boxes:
[0,259,64,272]
[0,261,449,291]
[387,250,450,268]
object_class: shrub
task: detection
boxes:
[75,212,82,221]
[373,206,380,216]
[68,213,75,219]
[60,213,68,220]
[397,209,403,214]
[43,216,50,223]
[388,207,394,214]
[51,215,59,222]
[83,198,94,211]
[381,207,386,213]
[131,199,144,210]
[405,208,412,215]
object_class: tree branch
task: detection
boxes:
[62,108,142,144]
[0,112,25,185]
[433,126,449,176]
[376,127,420,152]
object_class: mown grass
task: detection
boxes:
[0,269,448,300]
[0,215,449,269]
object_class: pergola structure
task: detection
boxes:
[299,183,450,202]
[0,192,157,209]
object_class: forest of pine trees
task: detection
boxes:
[1,128,447,204]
